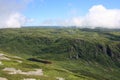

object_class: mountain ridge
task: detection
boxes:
[0,28,120,80]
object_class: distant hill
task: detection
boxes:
[0,28,120,80]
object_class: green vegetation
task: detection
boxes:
[0,28,120,80]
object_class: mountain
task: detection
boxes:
[0,28,120,80]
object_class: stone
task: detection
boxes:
[0,77,8,80]
[3,68,43,76]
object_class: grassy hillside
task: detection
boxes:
[0,28,120,80]
[1,51,91,80]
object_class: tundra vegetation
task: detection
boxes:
[0,27,120,80]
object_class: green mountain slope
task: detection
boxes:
[0,28,120,80]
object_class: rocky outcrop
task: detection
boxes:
[56,77,64,80]
[0,77,8,80]
[3,68,43,76]
[0,61,2,65]
[0,53,10,60]
[23,78,36,80]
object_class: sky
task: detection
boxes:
[0,0,120,28]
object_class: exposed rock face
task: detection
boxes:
[56,77,64,80]
[3,68,43,76]
[12,56,22,59]
[16,60,22,63]
[0,53,10,60]
[23,78,36,80]
[0,77,8,80]
[0,61,3,65]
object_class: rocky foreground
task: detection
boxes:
[0,53,65,80]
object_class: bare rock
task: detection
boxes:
[23,78,36,80]
[0,77,8,80]
[56,77,64,80]
[12,56,22,59]
[0,54,10,60]
[3,68,43,76]
[16,60,22,63]
[0,61,3,65]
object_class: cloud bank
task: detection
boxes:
[1,1,120,29]
[82,5,120,28]
[42,5,120,28]
[6,13,27,28]
[0,0,32,28]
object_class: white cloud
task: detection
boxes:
[40,18,82,27]
[83,5,120,28]
[0,0,33,28]
[5,13,27,28]
[58,18,82,27]
[47,5,120,28]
